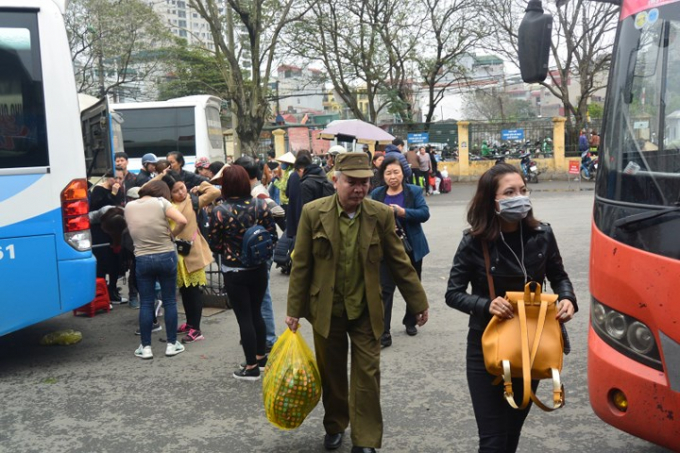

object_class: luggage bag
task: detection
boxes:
[440,177,452,193]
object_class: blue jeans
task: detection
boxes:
[261,259,277,348]
[136,251,178,347]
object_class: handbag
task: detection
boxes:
[395,217,413,255]
[175,238,193,256]
[480,242,565,411]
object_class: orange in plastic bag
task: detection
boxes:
[262,328,321,430]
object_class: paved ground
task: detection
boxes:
[0,179,672,452]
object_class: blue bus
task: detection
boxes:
[0,0,96,336]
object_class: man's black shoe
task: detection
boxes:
[380,332,392,348]
[405,325,418,336]
[324,432,344,450]
[351,447,377,453]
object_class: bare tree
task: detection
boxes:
[484,0,619,139]
[416,0,484,127]
[66,0,172,100]
[463,87,538,121]
[189,0,314,156]
[376,0,423,123]
[285,0,395,123]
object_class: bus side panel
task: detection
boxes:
[0,207,94,336]
[58,255,96,312]
[589,223,680,451]
[0,235,60,336]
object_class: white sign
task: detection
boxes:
[633,121,649,129]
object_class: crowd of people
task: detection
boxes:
[88,140,576,453]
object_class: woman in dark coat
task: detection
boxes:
[370,155,430,347]
[445,163,577,452]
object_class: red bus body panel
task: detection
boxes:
[589,222,680,450]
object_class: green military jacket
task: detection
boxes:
[287,195,429,340]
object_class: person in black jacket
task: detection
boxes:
[445,163,577,453]
[135,153,158,187]
[167,151,208,190]
[297,154,335,205]
[284,150,311,238]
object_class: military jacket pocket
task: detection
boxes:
[368,237,382,263]
[312,232,332,260]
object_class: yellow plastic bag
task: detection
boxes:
[40,329,82,346]
[263,328,321,430]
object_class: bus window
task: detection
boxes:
[0,14,49,169]
[119,106,196,159]
[599,13,680,208]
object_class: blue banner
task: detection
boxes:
[407,132,429,144]
[501,129,524,141]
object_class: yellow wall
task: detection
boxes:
[441,117,573,181]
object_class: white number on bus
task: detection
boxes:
[0,244,16,260]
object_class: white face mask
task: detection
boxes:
[496,195,532,222]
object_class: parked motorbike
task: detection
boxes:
[580,152,598,181]
[519,151,540,183]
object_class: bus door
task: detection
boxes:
[80,95,118,181]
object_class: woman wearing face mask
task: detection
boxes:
[445,163,577,452]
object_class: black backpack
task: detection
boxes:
[240,223,273,267]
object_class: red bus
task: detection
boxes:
[588,0,680,448]
[520,0,680,449]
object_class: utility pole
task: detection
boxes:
[226,4,240,159]
[276,80,280,116]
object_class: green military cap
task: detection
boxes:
[334,152,373,178]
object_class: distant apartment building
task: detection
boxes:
[112,1,253,101]
[145,0,217,50]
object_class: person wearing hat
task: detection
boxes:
[324,145,347,182]
[273,151,296,222]
[285,152,429,453]
[135,153,158,187]
[194,156,211,178]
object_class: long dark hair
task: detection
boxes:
[101,207,126,247]
[467,163,539,242]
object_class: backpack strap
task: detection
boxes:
[482,241,496,299]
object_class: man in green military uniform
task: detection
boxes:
[285,152,429,453]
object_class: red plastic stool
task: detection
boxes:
[73,278,111,317]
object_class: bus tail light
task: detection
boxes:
[60,179,91,251]
[591,298,663,371]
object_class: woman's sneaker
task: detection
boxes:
[134,345,153,360]
[181,329,204,344]
[239,355,268,371]
[233,366,261,381]
[165,341,185,357]
[177,323,191,335]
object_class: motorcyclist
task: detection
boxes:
[481,141,491,158]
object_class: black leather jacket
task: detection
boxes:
[445,223,577,332]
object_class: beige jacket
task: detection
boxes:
[174,181,221,274]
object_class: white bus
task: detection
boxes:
[112,95,225,172]
[0,0,95,336]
